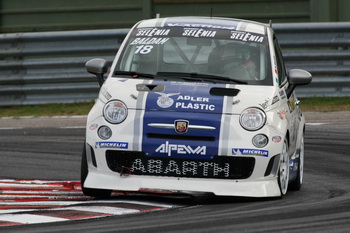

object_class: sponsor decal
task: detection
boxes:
[175,102,215,111]
[136,28,170,37]
[155,92,216,111]
[260,95,279,109]
[298,108,303,121]
[288,97,296,112]
[277,110,287,120]
[175,94,215,110]
[155,141,206,157]
[230,32,264,43]
[271,95,280,105]
[279,89,286,99]
[259,98,270,109]
[95,142,128,149]
[89,124,98,130]
[143,81,225,160]
[174,120,189,134]
[130,37,169,45]
[182,28,217,38]
[273,56,278,74]
[272,136,282,143]
[170,81,209,87]
[155,92,179,108]
[177,95,209,102]
[165,23,236,30]
[232,148,269,157]
[232,100,240,105]
[101,87,112,100]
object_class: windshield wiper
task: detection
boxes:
[114,71,155,79]
[156,72,247,84]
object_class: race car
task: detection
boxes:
[81,16,312,198]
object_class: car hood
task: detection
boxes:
[101,78,281,114]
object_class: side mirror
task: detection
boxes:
[286,69,312,98]
[85,58,108,87]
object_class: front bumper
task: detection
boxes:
[84,167,281,197]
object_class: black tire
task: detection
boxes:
[81,143,112,198]
[289,133,304,191]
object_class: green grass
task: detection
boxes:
[0,102,95,118]
[299,97,350,112]
[0,97,348,118]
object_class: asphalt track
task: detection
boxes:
[0,112,350,232]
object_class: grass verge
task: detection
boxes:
[0,102,95,118]
[0,97,348,118]
[299,97,350,112]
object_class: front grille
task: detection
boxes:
[106,150,255,179]
[147,133,215,141]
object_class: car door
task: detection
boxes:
[273,35,299,153]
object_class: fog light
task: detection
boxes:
[98,126,112,140]
[252,134,268,148]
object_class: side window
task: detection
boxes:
[273,36,287,85]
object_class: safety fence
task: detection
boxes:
[1,22,350,106]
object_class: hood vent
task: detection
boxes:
[136,84,164,92]
[210,87,240,96]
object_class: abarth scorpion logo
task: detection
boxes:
[155,92,179,108]
[175,120,189,134]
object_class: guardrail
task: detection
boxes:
[274,22,350,97]
[1,22,350,106]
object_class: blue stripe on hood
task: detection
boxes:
[142,81,225,160]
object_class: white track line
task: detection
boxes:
[0,214,67,224]
[64,206,139,215]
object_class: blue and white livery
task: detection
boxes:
[81,17,312,198]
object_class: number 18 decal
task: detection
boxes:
[135,45,153,54]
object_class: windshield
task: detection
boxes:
[115,26,272,85]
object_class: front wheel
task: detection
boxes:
[81,143,112,198]
[278,138,290,196]
[289,133,304,191]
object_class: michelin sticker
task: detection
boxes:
[96,142,128,149]
[232,148,269,157]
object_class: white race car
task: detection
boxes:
[81,17,312,198]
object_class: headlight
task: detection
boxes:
[103,100,128,124]
[239,108,266,131]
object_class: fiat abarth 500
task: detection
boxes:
[81,16,312,198]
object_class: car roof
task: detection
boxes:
[136,16,268,35]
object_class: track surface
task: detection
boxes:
[0,113,350,232]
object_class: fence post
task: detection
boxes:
[142,0,154,19]
[309,0,338,22]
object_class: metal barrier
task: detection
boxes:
[274,22,350,97]
[1,22,350,106]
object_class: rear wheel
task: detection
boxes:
[81,143,112,198]
[278,138,289,196]
[289,133,304,191]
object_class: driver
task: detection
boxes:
[236,47,258,80]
